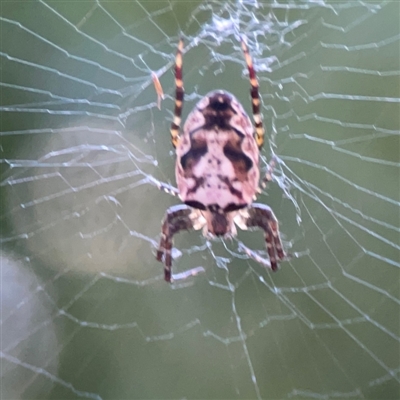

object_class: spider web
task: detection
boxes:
[1,1,399,399]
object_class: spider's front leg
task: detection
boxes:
[157,204,197,282]
[240,203,285,271]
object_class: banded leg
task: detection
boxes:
[149,176,179,196]
[156,204,193,282]
[170,39,184,148]
[245,203,285,271]
[241,38,264,149]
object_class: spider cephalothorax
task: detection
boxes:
[156,38,285,282]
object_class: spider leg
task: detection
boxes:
[170,39,184,148]
[152,178,179,196]
[147,176,179,196]
[261,156,277,188]
[244,203,285,271]
[157,204,198,282]
[241,37,264,149]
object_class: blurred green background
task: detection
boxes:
[1,1,399,399]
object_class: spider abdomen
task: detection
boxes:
[176,90,260,211]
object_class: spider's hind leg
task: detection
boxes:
[241,37,264,149]
[170,39,184,149]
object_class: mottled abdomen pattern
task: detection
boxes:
[175,90,260,211]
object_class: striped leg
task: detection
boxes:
[148,176,179,196]
[170,39,184,148]
[156,204,193,282]
[241,38,264,149]
[245,203,285,271]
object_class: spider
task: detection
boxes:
[156,38,285,282]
